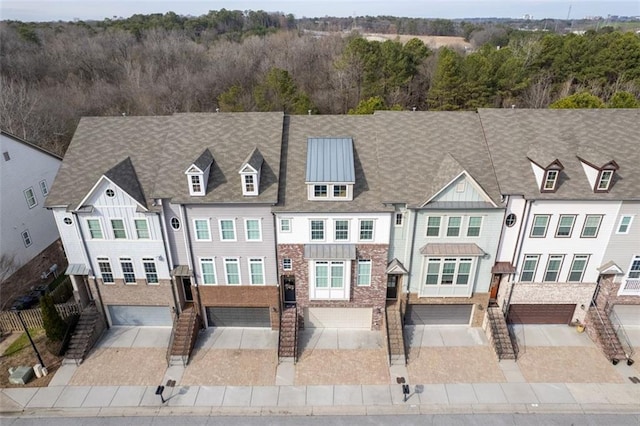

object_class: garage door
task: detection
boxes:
[405,304,473,325]
[206,307,271,327]
[304,307,372,328]
[507,304,575,324]
[108,305,172,326]
[611,305,640,327]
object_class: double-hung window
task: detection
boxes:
[628,256,640,279]
[359,220,374,241]
[282,258,292,271]
[142,258,158,283]
[97,257,114,283]
[617,215,633,234]
[310,220,325,241]
[335,220,349,241]
[21,230,32,247]
[248,258,265,285]
[314,185,327,198]
[244,174,255,193]
[111,219,127,239]
[280,218,291,232]
[219,219,236,241]
[395,212,404,226]
[200,258,217,284]
[357,260,372,286]
[224,258,241,285]
[555,215,576,238]
[531,215,550,237]
[245,219,261,241]
[568,255,589,282]
[194,219,211,241]
[24,187,37,208]
[190,175,202,193]
[581,215,602,238]
[596,170,614,191]
[543,170,559,191]
[467,217,482,237]
[87,219,103,239]
[333,185,347,198]
[120,258,136,283]
[520,255,539,282]
[543,255,564,282]
[424,258,473,286]
[39,180,49,197]
[446,217,461,237]
[134,219,150,239]
[426,217,441,237]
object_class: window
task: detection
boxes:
[359,220,374,241]
[190,175,202,193]
[224,258,241,284]
[335,220,349,241]
[249,258,265,285]
[111,219,127,239]
[531,215,550,237]
[142,258,158,283]
[520,255,539,282]
[245,219,261,241]
[194,219,211,241]
[315,261,329,288]
[314,185,327,198]
[395,212,404,226]
[426,217,441,237]
[282,258,292,271]
[467,217,482,237]
[63,217,73,225]
[24,187,37,208]
[105,189,115,198]
[617,215,633,234]
[505,213,517,227]
[311,220,325,241]
[314,261,345,289]
[39,180,48,197]
[555,215,576,238]
[134,219,150,239]
[21,230,32,247]
[357,260,372,286]
[628,256,640,279]
[87,219,103,239]
[280,218,291,232]
[581,215,602,238]
[542,170,559,191]
[97,258,114,283]
[543,255,564,282]
[333,185,347,198]
[170,217,180,230]
[219,219,236,241]
[596,170,614,191]
[244,174,255,193]
[120,258,136,283]
[3,151,9,161]
[424,258,473,286]
[446,217,461,237]
[568,255,589,282]
[456,181,466,192]
[200,258,217,284]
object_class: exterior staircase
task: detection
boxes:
[64,304,102,364]
[278,306,298,362]
[168,306,200,367]
[585,304,628,364]
[385,301,406,365]
[485,306,516,361]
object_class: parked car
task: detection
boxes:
[11,292,41,310]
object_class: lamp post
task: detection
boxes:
[12,308,45,368]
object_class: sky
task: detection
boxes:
[1,0,639,22]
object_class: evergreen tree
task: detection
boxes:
[41,294,67,342]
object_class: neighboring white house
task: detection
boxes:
[0,130,62,280]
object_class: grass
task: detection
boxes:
[2,328,44,357]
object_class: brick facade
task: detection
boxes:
[197,285,280,329]
[277,243,389,330]
[406,292,490,327]
[595,275,640,313]
[96,278,175,308]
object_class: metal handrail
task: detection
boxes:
[608,307,635,361]
[166,311,178,366]
[179,308,197,367]
[590,300,622,360]
[293,304,298,363]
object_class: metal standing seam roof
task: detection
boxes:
[419,243,486,257]
[306,138,355,183]
[304,244,357,259]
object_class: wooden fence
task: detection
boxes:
[0,302,81,333]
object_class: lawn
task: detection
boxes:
[0,329,63,388]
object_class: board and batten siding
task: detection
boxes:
[496,196,527,263]
[163,202,190,268]
[602,201,640,283]
[430,174,489,204]
[184,205,278,286]
[388,209,411,266]
[53,209,88,266]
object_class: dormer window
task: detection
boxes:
[306,137,355,201]
[543,170,559,191]
[185,149,213,197]
[239,147,263,197]
[596,169,614,192]
[577,152,619,193]
[314,185,328,197]
[191,175,202,193]
[527,152,563,194]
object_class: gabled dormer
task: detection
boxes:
[185,149,213,196]
[577,155,619,193]
[239,147,263,196]
[305,137,355,201]
[527,149,564,193]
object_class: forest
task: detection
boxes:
[1,10,639,154]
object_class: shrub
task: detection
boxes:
[41,294,67,341]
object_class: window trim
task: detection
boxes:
[446,216,462,237]
[248,258,265,285]
[199,257,217,285]
[188,173,204,196]
[426,216,441,237]
[310,260,349,300]
[39,180,49,197]
[567,254,589,283]
[219,219,237,242]
[120,257,136,284]
[424,257,474,286]
[223,257,241,285]
[279,218,292,233]
[395,212,404,227]
[110,218,128,240]
[627,255,640,279]
[309,183,352,201]
[244,219,262,242]
[242,173,258,196]
[21,229,32,247]
[520,254,540,282]
[333,184,347,198]
[193,219,212,241]
[170,217,181,231]
[581,215,603,238]
[543,254,565,282]
[142,257,159,284]
[87,218,104,239]
[555,214,576,238]
[134,218,150,239]
[616,215,634,235]
[24,187,37,209]
[466,216,483,237]
[310,219,325,241]
[505,213,517,228]
[97,257,114,284]
[357,259,372,286]
[530,215,550,238]
[542,169,559,192]
[359,219,374,241]
[334,219,349,241]
[595,169,614,192]
[282,258,292,271]
[313,184,328,198]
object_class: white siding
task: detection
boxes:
[602,201,640,284]
[52,209,87,266]
[496,196,527,263]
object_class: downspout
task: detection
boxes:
[72,211,109,328]
[181,204,204,325]
[156,202,180,315]
[404,205,419,309]
[505,198,533,313]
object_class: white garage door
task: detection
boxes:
[304,307,372,328]
[108,305,172,326]
[612,305,640,327]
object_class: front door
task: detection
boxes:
[283,275,296,306]
[182,277,194,302]
[387,275,399,299]
[489,274,501,301]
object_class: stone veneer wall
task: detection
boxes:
[277,244,388,330]
[407,292,490,327]
[197,285,280,329]
[595,275,640,314]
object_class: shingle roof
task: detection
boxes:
[104,157,147,209]
[478,109,640,200]
[242,147,264,172]
[191,149,214,172]
[306,138,355,183]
